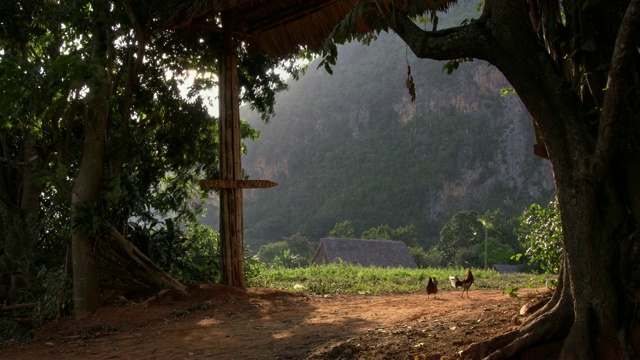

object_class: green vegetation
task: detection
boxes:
[254,205,556,272]
[254,233,316,268]
[247,263,556,295]
[515,199,563,274]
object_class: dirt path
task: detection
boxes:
[1,285,549,359]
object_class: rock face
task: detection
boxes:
[241,33,554,245]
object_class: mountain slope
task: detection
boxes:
[241,32,554,249]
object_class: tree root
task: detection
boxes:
[461,303,571,359]
[460,267,573,360]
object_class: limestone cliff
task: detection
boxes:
[241,33,554,246]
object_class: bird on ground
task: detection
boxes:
[426,277,438,298]
[449,267,474,298]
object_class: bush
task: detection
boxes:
[408,246,429,268]
[516,199,563,274]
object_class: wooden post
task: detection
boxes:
[219,12,245,288]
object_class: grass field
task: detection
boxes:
[247,263,557,297]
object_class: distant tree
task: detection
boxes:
[273,249,301,269]
[255,241,290,267]
[477,237,515,267]
[453,246,479,268]
[255,233,315,268]
[407,246,428,268]
[361,224,418,247]
[389,224,419,247]
[423,245,445,268]
[438,211,482,266]
[282,233,317,263]
[361,224,394,240]
[482,209,522,255]
[328,220,356,238]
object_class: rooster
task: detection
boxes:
[449,267,474,298]
[426,277,438,299]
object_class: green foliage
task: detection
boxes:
[408,246,429,268]
[33,265,73,327]
[0,264,73,340]
[273,249,301,269]
[500,88,517,96]
[130,219,222,285]
[476,237,515,267]
[442,58,474,74]
[423,246,445,267]
[72,201,105,236]
[361,224,418,247]
[515,199,563,274]
[361,224,394,240]
[504,284,519,298]
[435,209,521,269]
[255,241,290,266]
[438,211,483,266]
[480,209,523,256]
[130,219,264,284]
[255,233,316,268]
[328,220,356,238]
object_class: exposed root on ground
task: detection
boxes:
[461,267,572,360]
[462,297,571,359]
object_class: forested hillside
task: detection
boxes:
[239,7,554,251]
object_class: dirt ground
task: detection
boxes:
[1,285,551,360]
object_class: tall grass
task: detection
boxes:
[247,263,557,295]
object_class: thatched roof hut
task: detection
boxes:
[493,264,524,274]
[311,238,417,268]
[164,0,458,57]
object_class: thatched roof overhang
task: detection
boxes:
[165,0,458,58]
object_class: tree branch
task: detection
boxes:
[387,7,491,61]
[121,0,148,125]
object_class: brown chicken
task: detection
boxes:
[449,267,474,298]
[426,277,438,298]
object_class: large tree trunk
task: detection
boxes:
[71,125,105,318]
[386,0,640,358]
[71,0,110,319]
[468,1,640,358]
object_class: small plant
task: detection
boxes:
[504,285,519,298]
[273,249,301,269]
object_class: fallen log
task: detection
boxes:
[99,227,189,297]
[0,302,36,312]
